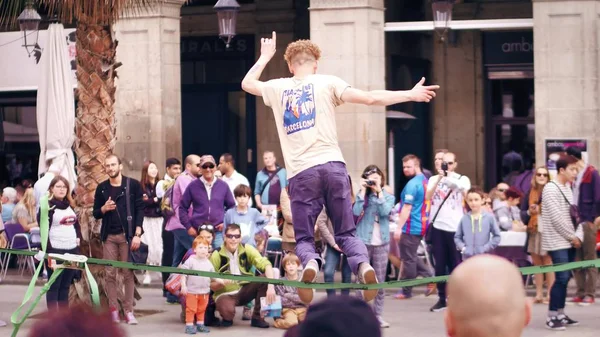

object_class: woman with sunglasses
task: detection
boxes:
[521,166,554,303]
[40,175,82,309]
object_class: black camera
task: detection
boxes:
[365,180,376,186]
[441,162,449,176]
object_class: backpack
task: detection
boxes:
[160,179,177,220]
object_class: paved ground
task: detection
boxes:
[0,283,599,337]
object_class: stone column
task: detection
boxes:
[309,0,387,186]
[255,0,296,167]
[533,0,600,167]
[113,0,185,176]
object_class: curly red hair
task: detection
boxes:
[284,40,322,63]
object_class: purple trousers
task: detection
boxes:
[288,161,369,274]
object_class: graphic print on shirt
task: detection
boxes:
[432,182,464,211]
[282,83,316,135]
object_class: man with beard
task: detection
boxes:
[393,155,432,299]
[93,154,145,324]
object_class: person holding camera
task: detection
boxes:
[425,151,471,313]
[353,165,395,328]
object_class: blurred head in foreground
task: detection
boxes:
[28,305,125,337]
[445,254,531,337]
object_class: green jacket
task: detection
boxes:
[209,243,272,298]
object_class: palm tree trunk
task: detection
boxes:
[70,14,141,309]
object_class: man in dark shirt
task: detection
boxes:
[93,154,144,325]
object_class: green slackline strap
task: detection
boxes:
[2,247,599,290]
[7,195,100,337]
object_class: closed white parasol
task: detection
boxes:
[36,23,77,191]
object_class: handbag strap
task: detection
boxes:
[125,177,133,238]
[259,167,283,197]
[549,181,571,205]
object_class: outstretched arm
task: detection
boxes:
[341,77,440,105]
[241,31,277,97]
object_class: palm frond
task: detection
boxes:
[0,0,26,28]
[0,0,164,27]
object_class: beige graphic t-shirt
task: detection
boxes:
[261,74,350,178]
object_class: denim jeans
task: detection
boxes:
[213,232,224,250]
[548,248,575,312]
[172,229,193,267]
[323,245,352,296]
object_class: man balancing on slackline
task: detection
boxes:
[241,31,439,304]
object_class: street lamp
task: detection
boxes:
[214,0,240,49]
[17,1,42,58]
[432,0,454,42]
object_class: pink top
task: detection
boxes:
[165,171,195,231]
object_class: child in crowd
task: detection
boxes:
[254,230,268,255]
[180,236,221,334]
[454,188,501,259]
[274,254,307,329]
[223,185,269,246]
[179,224,221,327]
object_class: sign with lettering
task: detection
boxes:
[483,31,533,66]
[181,34,254,60]
[545,138,587,178]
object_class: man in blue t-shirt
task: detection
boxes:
[393,154,430,299]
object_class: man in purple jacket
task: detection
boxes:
[566,147,600,305]
[166,154,201,267]
[179,155,236,249]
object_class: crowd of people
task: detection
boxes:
[20,254,533,337]
[0,32,598,337]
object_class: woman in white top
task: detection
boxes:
[39,175,82,310]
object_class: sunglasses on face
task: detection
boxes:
[200,224,214,231]
[536,173,549,177]
[202,164,215,170]
[498,189,506,192]
[226,234,241,240]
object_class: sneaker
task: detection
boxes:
[558,314,579,326]
[125,312,138,325]
[570,296,584,304]
[196,324,210,333]
[142,273,151,285]
[578,296,594,306]
[185,325,197,335]
[430,299,447,312]
[242,306,252,321]
[377,316,390,328]
[546,316,566,331]
[425,283,437,297]
[250,318,270,328]
[393,292,412,300]
[221,320,233,328]
[298,259,319,304]
[110,307,120,323]
[357,262,378,302]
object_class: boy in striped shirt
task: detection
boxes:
[541,154,583,331]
